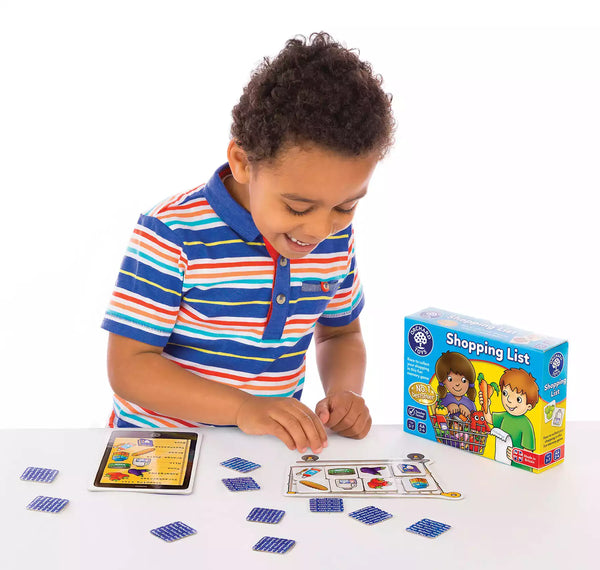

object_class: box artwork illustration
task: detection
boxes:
[404,308,568,473]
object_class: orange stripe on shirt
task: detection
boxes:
[110,300,177,326]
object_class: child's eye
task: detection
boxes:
[517,396,522,404]
[461,377,467,384]
[285,204,312,216]
[447,376,452,382]
[335,203,358,214]
[502,390,508,397]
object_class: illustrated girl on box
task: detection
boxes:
[435,351,477,420]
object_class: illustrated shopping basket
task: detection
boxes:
[429,407,489,455]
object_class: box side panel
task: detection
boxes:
[403,316,438,442]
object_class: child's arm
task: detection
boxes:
[107,333,327,453]
[313,318,372,439]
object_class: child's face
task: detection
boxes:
[443,371,469,397]
[230,144,379,259]
[501,384,532,416]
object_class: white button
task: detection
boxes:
[279,257,288,267]
[276,294,286,304]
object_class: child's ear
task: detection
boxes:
[227,140,251,184]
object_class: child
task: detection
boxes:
[480,368,538,470]
[435,351,477,419]
[102,33,395,454]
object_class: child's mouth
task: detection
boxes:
[285,234,316,252]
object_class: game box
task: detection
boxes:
[403,308,568,473]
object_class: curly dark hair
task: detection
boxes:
[231,32,395,163]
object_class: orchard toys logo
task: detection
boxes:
[549,352,565,378]
[408,324,433,356]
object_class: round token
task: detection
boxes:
[301,454,319,462]
[407,453,425,461]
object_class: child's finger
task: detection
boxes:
[273,408,326,453]
[266,420,298,451]
[327,396,361,431]
[337,413,372,439]
[291,408,328,452]
[314,399,331,424]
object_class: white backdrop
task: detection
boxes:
[1,1,598,428]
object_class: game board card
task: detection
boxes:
[252,536,296,554]
[20,467,59,483]
[291,466,325,480]
[348,506,392,525]
[221,457,261,473]
[357,465,391,478]
[332,478,363,492]
[150,521,197,542]
[26,496,69,513]
[246,507,285,524]
[324,466,357,478]
[364,477,397,491]
[309,497,344,512]
[295,478,331,493]
[406,518,451,538]
[400,475,438,493]
[392,462,424,476]
[222,477,260,491]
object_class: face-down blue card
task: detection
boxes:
[21,467,59,483]
[150,521,197,542]
[247,507,285,524]
[252,536,296,554]
[221,457,261,473]
[222,477,260,491]
[406,518,451,538]
[309,497,344,512]
[348,505,392,525]
[26,496,69,513]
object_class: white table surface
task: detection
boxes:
[1,423,596,569]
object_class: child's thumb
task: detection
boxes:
[315,399,330,424]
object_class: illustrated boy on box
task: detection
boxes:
[101,33,395,454]
[480,368,538,470]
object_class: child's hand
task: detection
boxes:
[459,404,472,419]
[314,391,372,439]
[236,395,328,453]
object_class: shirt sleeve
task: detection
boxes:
[521,418,536,451]
[101,214,187,347]
[317,226,365,327]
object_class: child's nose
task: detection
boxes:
[306,212,336,242]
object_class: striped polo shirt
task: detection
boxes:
[101,163,365,428]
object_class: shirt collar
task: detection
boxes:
[203,163,261,242]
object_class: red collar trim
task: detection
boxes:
[263,237,280,261]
